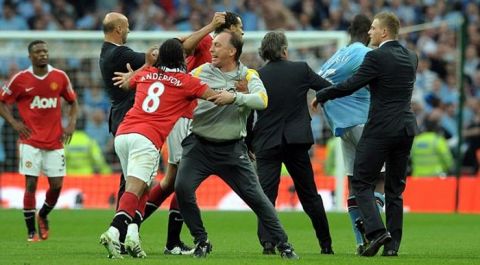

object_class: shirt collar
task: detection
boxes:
[379,39,396,48]
[27,64,53,79]
[162,67,185,73]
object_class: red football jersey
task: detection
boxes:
[186,35,213,71]
[184,35,213,119]
[0,65,77,149]
[117,66,208,149]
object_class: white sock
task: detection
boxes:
[127,223,139,241]
[107,226,120,241]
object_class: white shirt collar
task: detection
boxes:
[27,64,53,80]
[162,67,185,73]
[379,39,396,48]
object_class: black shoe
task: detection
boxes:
[277,242,299,260]
[262,242,276,255]
[382,249,398,256]
[321,247,334,254]
[355,218,369,244]
[361,232,392,257]
[356,244,367,255]
[193,240,212,258]
[164,241,195,255]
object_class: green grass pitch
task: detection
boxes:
[0,209,479,265]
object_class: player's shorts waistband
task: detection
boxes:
[193,134,243,146]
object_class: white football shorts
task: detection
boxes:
[114,133,160,186]
[19,143,65,177]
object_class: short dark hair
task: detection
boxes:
[28,40,47,53]
[348,15,371,40]
[226,31,243,62]
[214,12,241,34]
[259,31,288,62]
[155,38,186,71]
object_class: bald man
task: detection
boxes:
[99,13,146,255]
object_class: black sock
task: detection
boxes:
[38,203,54,218]
[132,210,143,229]
[110,212,132,245]
[143,202,158,221]
[166,210,183,248]
[23,209,36,234]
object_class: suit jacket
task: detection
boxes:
[252,60,331,152]
[316,41,419,138]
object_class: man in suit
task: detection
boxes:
[318,14,386,255]
[312,12,419,257]
[252,31,333,255]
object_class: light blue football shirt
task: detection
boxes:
[318,42,371,136]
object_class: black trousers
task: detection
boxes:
[255,143,332,249]
[352,136,414,252]
[175,134,289,244]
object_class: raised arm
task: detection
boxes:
[181,12,226,55]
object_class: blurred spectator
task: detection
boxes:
[439,73,459,105]
[411,100,427,130]
[462,99,480,174]
[82,83,110,116]
[236,0,260,31]
[131,0,164,30]
[0,2,29,30]
[415,57,437,93]
[465,44,479,79]
[410,114,453,177]
[259,0,297,30]
[440,103,458,142]
[76,9,98,30]
[290,0,323,29]
[51,0,76,23]
[65,117,111,176]
[85,108,112,153]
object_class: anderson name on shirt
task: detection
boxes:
[140,72,182,87]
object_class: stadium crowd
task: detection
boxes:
[0,0,479,175]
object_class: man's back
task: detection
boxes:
[99,42,144,134]
[117,66,207,149]
[254,60,329,151]
[365,41,418,137]
[318,41,419,138]
[319,42,371,136]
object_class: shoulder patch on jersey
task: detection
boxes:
[1,84,12,95]
[192,65,205,77]
[245,69,259,81]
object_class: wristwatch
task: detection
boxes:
[232,91,237,103]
